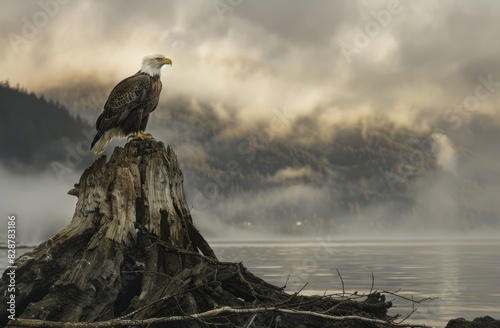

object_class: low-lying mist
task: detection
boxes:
[2,93,500,244]
[0,165,78,244]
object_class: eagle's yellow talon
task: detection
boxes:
[130,131,154,141]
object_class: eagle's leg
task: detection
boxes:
[139,115,154,139]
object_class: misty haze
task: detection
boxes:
[0,0,499,326]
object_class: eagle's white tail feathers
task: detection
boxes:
[91,128,125,154]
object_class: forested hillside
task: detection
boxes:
[0,81,93,172]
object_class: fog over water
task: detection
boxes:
[0,165,78,243]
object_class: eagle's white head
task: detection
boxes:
[140,54,172,77]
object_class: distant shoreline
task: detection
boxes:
[2,237,500,248]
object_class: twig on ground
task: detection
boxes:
[370,272,375,294]
[336,269,346,299]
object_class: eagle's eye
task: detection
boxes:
[156,57,163,62]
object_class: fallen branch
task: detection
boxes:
[6,305,436,328]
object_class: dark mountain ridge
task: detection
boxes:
[2,81,499,235]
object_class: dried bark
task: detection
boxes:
[0,140,438,327]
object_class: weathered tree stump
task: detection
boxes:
[1,140,422,327]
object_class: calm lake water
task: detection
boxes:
[1,239,499,327]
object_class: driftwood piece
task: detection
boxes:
[0,140,464,327]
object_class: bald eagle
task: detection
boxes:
[91,54,172,154]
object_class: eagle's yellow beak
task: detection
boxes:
[163,58,172,66]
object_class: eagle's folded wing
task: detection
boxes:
[96,74,151,130]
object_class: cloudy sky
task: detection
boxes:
[1,0,500,126]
